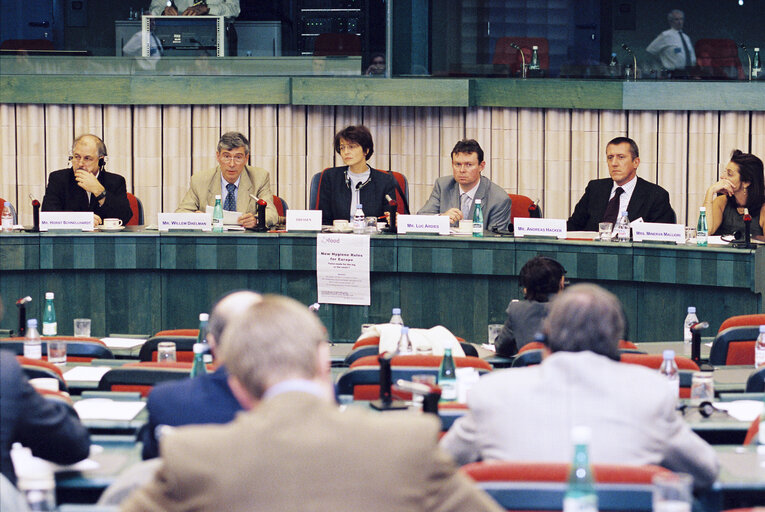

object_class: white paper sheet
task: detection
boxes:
[713,400,764,422]
[74,399,146,421]
[316,233,370,305]
[100,337,146,349]
[63,366,111,382]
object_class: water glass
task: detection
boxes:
[48,340,67,364]
[365,216,378,233]
[684,226,697,245]
[411,374,437,407]
[690,371,714,405]
[598,222,613,241]
[652,472,692,512]
[73,318,91,337]
[487,324,503,345]
[157,341,177,363]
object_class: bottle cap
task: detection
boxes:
[193,343,206,354]
[532,45,538,50]
[760,325,765,332]
[199,313,209,321]
[45,292,54,299]
[392,308,401,315]
[3,201,9,206]
[215,194,221,199]
[27,319,37,328]
[663,349,675,359]
[475,199,482,204]
[755,47,760,51]
[571,425,592,444]
[357,204,363,208]
[401,326,409,334]
[687,306,696,313]
[699,206,706,212]
[611,52,616,57]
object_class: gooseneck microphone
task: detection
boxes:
[384,194,397,233]
[509,42,527,78]
[621,44,638,80]
[739,43,752,81]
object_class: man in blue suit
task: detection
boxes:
[140,290,262,459]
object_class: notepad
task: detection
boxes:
[63,366,112,382]
[74,399,146,421]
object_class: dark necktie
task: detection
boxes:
[602,187,624,225]
[223,183,237,211]
[679,31,692,68]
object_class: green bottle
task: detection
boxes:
[197,313,212,364]
[438,348,457,402]
[563,426,598,512]
[42,292,57,336]
[190,343,207,378]
[472,199,484,237]
[697,207,708,247]
[212,195,224,233]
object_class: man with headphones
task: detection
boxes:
[42,134,133,226]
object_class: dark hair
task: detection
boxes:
[728,149,764,214]
[519,256,566,302]
[334,125,374,161]
[451,139,484,164]
[606,136,639,159]
[218,131,250,154]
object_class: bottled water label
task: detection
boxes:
[563,496,598,512]
[654,500,691,512]
[42,322,57,336]
[440,381,457,401]
[755,347,765,368]
[24,343,42,359]
[667,377,679,398]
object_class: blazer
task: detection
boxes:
[0,351,90,485]
[41,168,133,225]
[439,351,719,489]
[567,176,676,231]
[175,165,278,227]
[316,166,397,225]
[418,176,512,231]
[139,366,243,460]
[493,300,550,358]
[123,391,503,512]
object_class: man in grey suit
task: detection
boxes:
[418,139,511,231]
[123,294,503,512]
[440,283,719,490]
[176,131,278,228]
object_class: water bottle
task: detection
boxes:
[1,201,12,231]
[212,195,224,233]
[397,326,413,355]
[697,207,708,247]
[389,308,404,326]
[472,199,484,237]
[608,52,619,77]
[563,426,598,512]
[754,325,765,368]
[659,349,680,399]
[41,292,57,336]
[14,444,56,512]
[529,45,540,70]
[438,348,457,402]
[353,204,366,233]
[614,211,630,242]
[24,319,42,359]
[683,306,698,344]
[190,342,208,378]
[197,312,212,364]
[753,48,761,79]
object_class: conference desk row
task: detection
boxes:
[1,230,762,343]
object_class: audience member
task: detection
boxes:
[494,256,565,358]
[703,149,764,238]
[149,0,240,17]
[123,295,503,511]
[176,131,277,229]
[41,134,133,226]
[140,290,261,459]
[567,136,676,231]
[440,283,719,489]
[646,9,696,71]
[418,139,511,231]
[365,53,386,76]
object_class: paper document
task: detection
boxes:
[63,366,112,382]
[205,205,240,225]
[101,337,146,349]
[74,398,146,421]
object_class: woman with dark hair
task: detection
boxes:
[703,149,765,237]
[316,125,398,225]
[494,256,566,358]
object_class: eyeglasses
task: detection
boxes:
[220,153,247,163]
[70,154,98,164]
[338,143,360,153]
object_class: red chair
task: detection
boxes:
[619,353,699,398]
[273,195,288,217]
[709,326,761,365]
[126,192,144,226]
[352,336,381,349]
[17,356,68,392]
[695,38,744,80]
[1,337,114,362]
[718,314,765,333]
[310,169,409,215]
[508,193,541,221]
[743,417,759,445]
[493,37,549,76]
[154,329,199,337]
[138,335,197,362]
[97,362,194,397]
[313,33,361,56]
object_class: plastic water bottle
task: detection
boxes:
[529,45,540,70]
[13,444,56,512]
[755,325,765,368]
[659,349,680,399]
[1,201,12,231]
[753,48,761,79]
[389,308,404,326]
[190,342,208,378]
[397,326,413,355]
[438,348,457,402]
[197,313,212,364]
[697,207,708,247]
[24,319,42,359]
[563,426,598,512]
[353,204,365,233]
[683,306,698,344]
[472,199,484,237]
[41,292,57,336]
[212,195,224,233]
[614,210,630,242]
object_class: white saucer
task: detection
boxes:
[99,226,125,232]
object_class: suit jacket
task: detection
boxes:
[418,176,512,231]
[122,391,503,512]
[41,168,133,225]
[567,177,676,231]
[0,351,90,485]
[317,166,397,225]
[439,351,719,489]
[493,300,550,358]
[139,366,243,460]
[176,165,278,227]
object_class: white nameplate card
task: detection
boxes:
[397,215,450,235]
[40,211,94,231]
[286,210,322,231]
[158,213,211,232]
[631,222,685,243]
[514,218,567,239]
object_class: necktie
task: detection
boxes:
[460,194,472,220]
[679,31,692,68]
[602,187,624,225]
[223,183,237,211]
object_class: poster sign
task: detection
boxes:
[316,233,370,305]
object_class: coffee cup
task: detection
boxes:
[333,219,350,230]
[458,220,472,233]
[103,218,123,229]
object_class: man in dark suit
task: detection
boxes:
[139,290,262,459]
[567,137,676,231]
[41,134,133,226]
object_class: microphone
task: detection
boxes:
[621,44,637,80]
[739,43,753,80]
[690,321,709,366]
[384,193,397,232]
[28,193,40,232]
[16,296,32,337]
[255,198,268,232]
[509,42,527,78]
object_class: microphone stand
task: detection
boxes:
[621,44,638,81]
[510,43,526,78]
[740,44,752,81]
[732,209,753,248]
[254,199,267,232]
[16,296,32,337]
[689,321,708,367]
[370,352,407,410]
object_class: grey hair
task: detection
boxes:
[667,9,684,21]
[543,283,623,361]
[73,134,107,157]
[217,131,250,154]
[207,290,262,348]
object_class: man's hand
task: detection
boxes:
[182,4,210,15]
[238,213,257,229]
[442,208,463,224]
[74,170,105,196]
[163,6,178,15]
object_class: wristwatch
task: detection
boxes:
[95,191,106,201]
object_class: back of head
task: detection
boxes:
[218,295,327,399]
[543,283,623,361]
[519,256,565,302]
[207,290,262,350]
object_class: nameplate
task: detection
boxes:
[286,210,322,231]
[40,212,94,231]
[631,221,685,243]
[158,213,211,232]
[514,218,567,238]
[397,215,450,235]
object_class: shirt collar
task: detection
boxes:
[262,379,327,401]
[611,175,637,196]
[459,179,480,198]
[221,174,242,193]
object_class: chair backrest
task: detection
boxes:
[309,170,324,211]
[154,329,199,337]
[743,416,760,445]
[16,355,68,392]
[273,195,288,217]
[138,335,198,362]
[709,326,761,365]
[0,197,18,224]
[309,169,409,215]
[1,337,114,361]
[352,336,381,349]
[126,192,144,226]
[343,345,378,366]
[493,37,550,75]
[508,194,538,221]
[313,33,361,56]
[619,352,698,398]
[0,39,55,50]
[745,366,765,392]
[97,362,193,397]
[695,38,744,79]
[719,314,765,333]
[512,349,544,367]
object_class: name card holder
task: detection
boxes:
[514,218,567,239]
[397,215,450,235]
[40,211,94,231]
[286,210,322,231]
[158,213,212,232]
[631,222,685,243]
